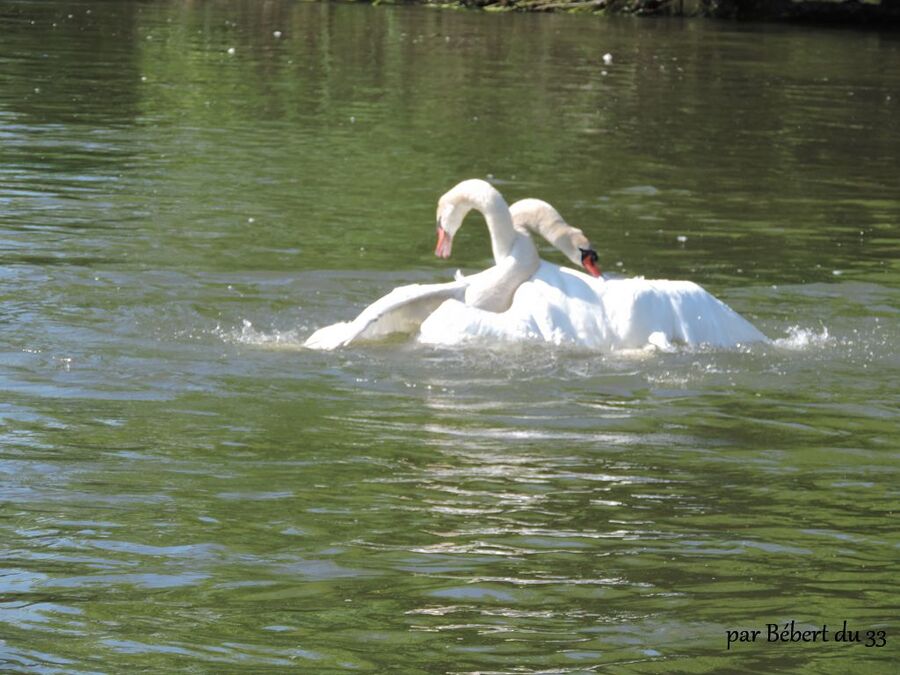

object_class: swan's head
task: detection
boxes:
[509,198,603,277]
[434,202,462,259]
[434,179,500,259]
[580,248,602,278]
[554,227,602,277]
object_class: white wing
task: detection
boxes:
[304,279,467,350]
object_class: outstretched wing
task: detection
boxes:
[304,280,467,350]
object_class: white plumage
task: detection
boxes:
[304,180,767,352]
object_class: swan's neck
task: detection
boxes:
[510,198,589,268]
[451,182,517,262]
[480,193,517,262]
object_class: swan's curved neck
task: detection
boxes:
[510,198,592,268]
[449,180,518,262]
[478,192,517,262]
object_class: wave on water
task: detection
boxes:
[220,319,781,356]
[216,317,840,360]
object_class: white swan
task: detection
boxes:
[418,266,767,350]
[304,180,598,350]
[432,179,542,313]
[304,180,768,351]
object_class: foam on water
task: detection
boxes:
[773,325,832,350]
[216,319,306,350]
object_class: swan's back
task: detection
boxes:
[419,262,767,350]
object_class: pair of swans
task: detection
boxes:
[304,179,767,351]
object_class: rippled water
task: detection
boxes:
[1,1,898,672]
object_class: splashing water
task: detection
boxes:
[774,325,831,350]
[216,319,306,349]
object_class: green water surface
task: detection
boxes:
[1,1,898,672]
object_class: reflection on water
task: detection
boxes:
[1,0,898,672]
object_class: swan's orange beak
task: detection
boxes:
[435,225,453,259]
[581,249,602,277]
